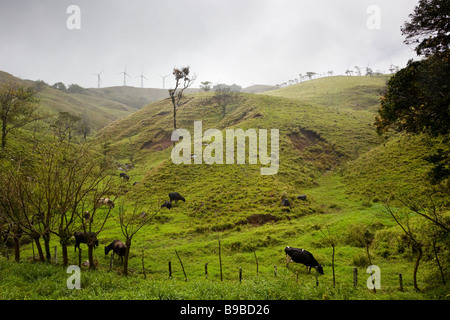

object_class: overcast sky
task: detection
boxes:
[0,0,419,89]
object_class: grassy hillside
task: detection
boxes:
[1,75,448,300]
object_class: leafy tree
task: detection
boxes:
[401,0,450,57]
[0,82,41,149]
[376,0,450,184]
[200,81,212,92]
[375,51,450,137]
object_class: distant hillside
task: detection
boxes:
[85,86,200,110]
[242,84,278,93]
[0,71,186,134]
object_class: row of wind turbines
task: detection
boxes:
[92,67,170,89]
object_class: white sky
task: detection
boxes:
[0,0,419,89]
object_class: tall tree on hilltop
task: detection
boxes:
[168,67,195,133]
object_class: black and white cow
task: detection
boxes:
[285,246,324,275]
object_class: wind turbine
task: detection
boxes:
[159,73,170,89]
[119,67,131,86]
[93,69,104,88]
[137,72,147,88]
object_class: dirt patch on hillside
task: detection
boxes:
[141,131,173,151]
[289,128,323,152]
[244,214,279,226]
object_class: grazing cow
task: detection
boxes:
[281,198,291,209]
[74,232,99,252]
[161,200,172,209]
[169,192,185,203]
[105,240,127,263]
[119,172,130,181]
[285,246,324,275]
[297,195,307,201]
[98,198,115,208]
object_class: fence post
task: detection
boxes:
[254,251,259,276]
[175,249,187,282]
[399,273,403,292]
[239,267,242,283]
[168,261,172,279]
[205,263,208,279]
[353,267,358,287]
[218,239,223,282]
[274,265,277,277]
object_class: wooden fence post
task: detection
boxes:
[274,265,277,277]
[239,267,242,283]
[175,249,187,281]
[399,273,403,292]
[141,248,146,279]
[218,239,223,282]
[353,267,358,287]
[168,261,172,279]
[254,251,259,276]
[205,263,208,279]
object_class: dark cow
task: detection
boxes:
[297,195,307,201]
[285,246,324,275]
[281,198,291,207]
[161,200,172,209]
[119,173,130,181]
[105,240,127,263]
[169,192,185,203]
[74,232,99,252]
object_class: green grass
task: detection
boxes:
[1,75,448,301]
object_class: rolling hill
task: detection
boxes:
[1,73,448,300]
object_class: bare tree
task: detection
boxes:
[117,202,158,275]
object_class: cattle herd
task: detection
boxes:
[73,191,324,276]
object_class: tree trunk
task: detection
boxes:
[33,237,45,261]
[88,245,95,269]
[413,245,422,292]
[13,235,20,262]
[43,231,51,262]
[124,238,132,276]
[61,242,68,266]
[1,119,7,150]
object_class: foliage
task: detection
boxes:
[401,0,450,57]
[375,51,450,137]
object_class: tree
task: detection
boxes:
[0,82,41,149]
[212,84,240,118]
[375,51,450,137]
[51,111,81,141]
[117,202,158,275]
[306,72,316,80]
[168,67,195,132]
[200,81,212,92]
[401,0,450,57]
